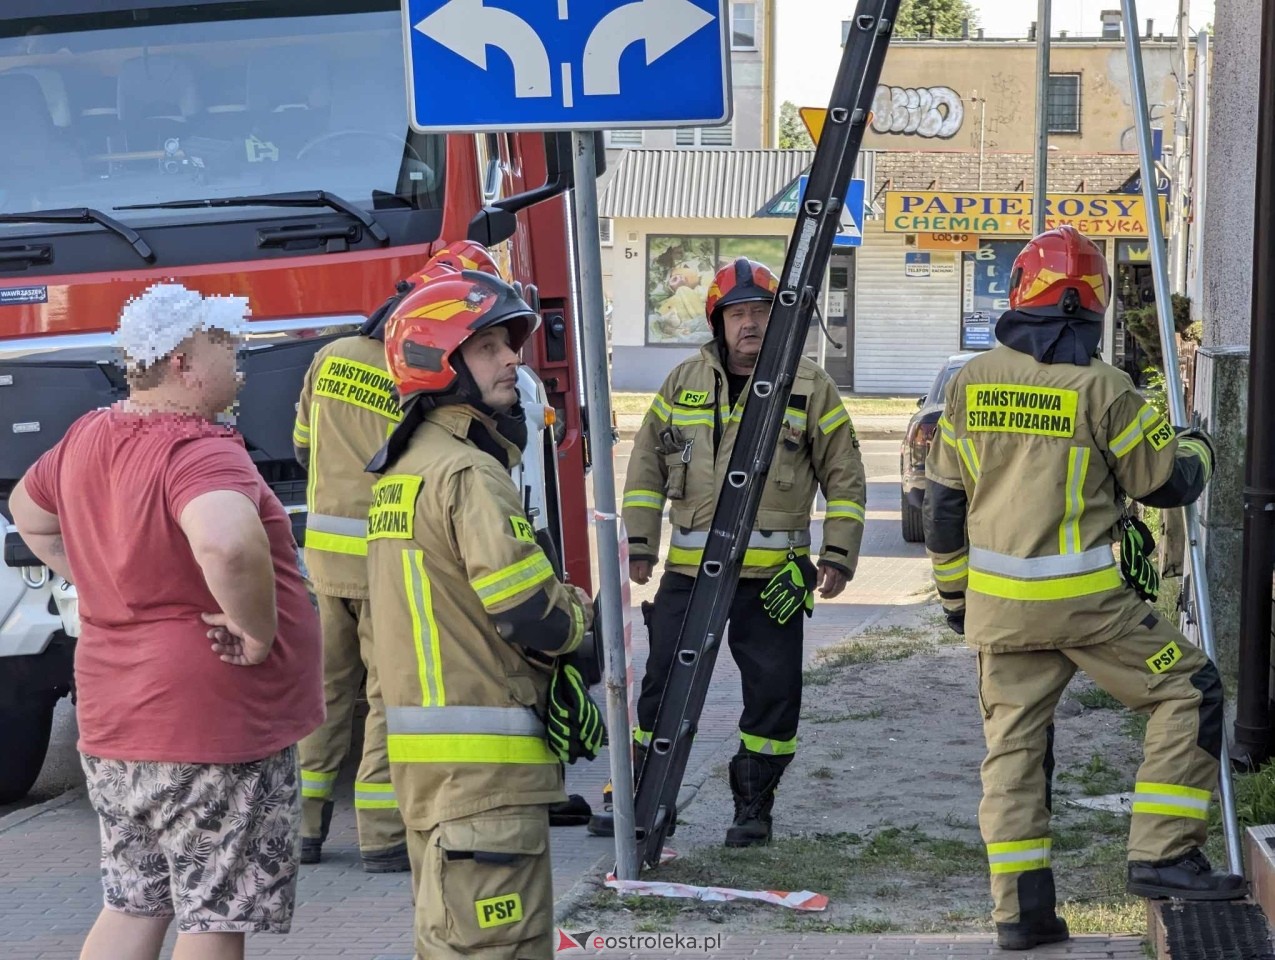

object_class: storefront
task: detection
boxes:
[865,189,1166,392]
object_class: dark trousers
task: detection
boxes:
[635,571,804,760]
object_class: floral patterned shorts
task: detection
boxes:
[80,745,301,933]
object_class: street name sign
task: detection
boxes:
[402,0,730,132]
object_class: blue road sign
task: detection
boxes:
[797,175,866,248]
[402,0,730,132]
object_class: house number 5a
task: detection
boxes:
[625,247,638,259]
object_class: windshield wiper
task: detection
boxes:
[0,207,155,263]
[117,190,389,245]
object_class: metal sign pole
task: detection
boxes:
[1032,0,1051,234]
[1121,0,1244,877]
[570,130,638,882]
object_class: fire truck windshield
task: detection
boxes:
[0,1,445,233]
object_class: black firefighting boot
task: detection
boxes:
[995,868,1070,950]
[1126,847,1248,901]
[300,800,333,865]
[361,842,411,874]
[724,751,787,848]
[549,794,593,827]
[587,744,655,838]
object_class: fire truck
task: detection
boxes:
[0,0,596,802]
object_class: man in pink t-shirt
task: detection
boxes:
[10,282,323,960]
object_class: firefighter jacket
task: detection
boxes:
[365,404,587,830]
[623,343,867,580]
[923,344,1214,652]
[293,335,401,598]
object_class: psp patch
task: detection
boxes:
[475,892,523,929]
[676,388,710,406]
[510,516,536,544]
[1145,417,1175,451]
[1146,640,1183,675]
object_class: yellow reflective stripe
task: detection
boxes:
[563,598,585,655]
[387,733,559,765]
[740,730,797,755]
[353,781,398,809]
[649,395,672,423]
[987,837,1051,874]
[1111,403,1159,458]
[667,545,810,567]
[1132,780,1212,821]
[292,421,310,446]
[633,728,653,747]
[671,411,714,428]
[1178,438,1213,481]
[471,553,555,608]
[305,530,369,557]
[818,405,850,435]
[1059,447,1090,555]
[784,408,808,430]
[403,550,444,707]
[939,415,957,447]
[968,565,1123,600]
[623,490,666,510]
[301,768,337,799]
[932,554,969,582]
[305,403,320,511]
[957,438,980,481]
[825,500,865,522]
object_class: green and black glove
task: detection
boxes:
[546,661,604,765]
[760,555,815,625]
[1120,514,1160,603]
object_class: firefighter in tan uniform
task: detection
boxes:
[366,270,601,960]
[591,258,867,846]
[923,226,1244,952]
[292,241,499,870]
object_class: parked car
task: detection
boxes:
[900,353,978,542]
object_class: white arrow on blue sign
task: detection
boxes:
[402,0,731,132]
[797,176,866,248]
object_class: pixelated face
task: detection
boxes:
[182,327,244,414]
[459,325,520,414]
[721,300,771,366]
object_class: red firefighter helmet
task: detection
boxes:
[1009,225,1110,323]
[414,240,500,285]
[704,257,780,329]
[383,271,539,401]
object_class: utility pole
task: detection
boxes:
[1169,0,1191,294]
[1236,0,1275,767]
[1032,0,1051,233]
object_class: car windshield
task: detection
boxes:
[924,359,970,408]
[0,2,444,230]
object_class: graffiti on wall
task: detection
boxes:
[871,84,964,139]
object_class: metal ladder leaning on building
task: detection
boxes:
[629,0,901,870]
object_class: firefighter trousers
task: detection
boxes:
[298,594,405,854]
[636,571,803,762]
[407,805,553,960]
[977,607,1223,924]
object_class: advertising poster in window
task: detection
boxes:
[961,240,1021,351]
[646,235,786,345]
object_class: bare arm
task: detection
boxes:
[9,478,72,581]
[180,490,277,657]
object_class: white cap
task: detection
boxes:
[116,282,249,371]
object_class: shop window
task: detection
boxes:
[644,234,786,345]
[1047,74,1082,135]
[960,240,1021,350]
[732,2,757,49]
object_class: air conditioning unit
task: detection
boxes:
[599,217,614,247]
